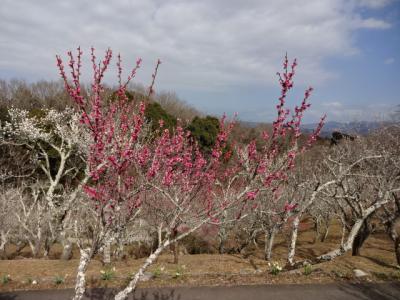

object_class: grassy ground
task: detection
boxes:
[0,220,399,292]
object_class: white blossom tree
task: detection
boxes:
[1,107,90,259]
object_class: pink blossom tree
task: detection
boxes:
[212,55,325,262]
[117,56,326,299]
[57,48,323,300]
[56,47,156,300]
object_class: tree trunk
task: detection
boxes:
[352,218,371,256]
[114,243,125,260]
[59,229,73,260]
[103,240,111,265]
[115,219,212,300]
[320,225,330,243]
[340,222,346,248]
[318,218,364,261]
[238,239,250,256]
[170,229,178,264]
[264,228,276,261]
[388,217,400,265]
[0,232,8,260]
[15,241,27,255]
[30,226,43,258]
[43,237,54,258]
[394,238,400,266]
[115,241,169,300]
[313,218,320,244]
[157,225,163,248]
[0,241,6,260]
[318,199,388,262]
[72,248,92,300]
[218,230,227,254]
[287,216,300,266]
[172,241,179,264]
[218,237,225,254]
[29,240,41,258]
[43,244,50,258]
[61,239,73,260]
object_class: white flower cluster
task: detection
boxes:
[2,108,50,141]
[1,107,90,154]
[268,261,283,275]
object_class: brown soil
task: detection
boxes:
[1,220,399,292]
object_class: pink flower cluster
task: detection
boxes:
[57,48,325,230]
[56,47,161,221]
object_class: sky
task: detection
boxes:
[0,0,399,123]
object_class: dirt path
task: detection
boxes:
[1,282,400,300]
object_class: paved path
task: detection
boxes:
[1,282,400,300]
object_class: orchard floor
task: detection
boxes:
[0,221,399,292]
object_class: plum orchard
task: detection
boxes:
[55,47,324,300]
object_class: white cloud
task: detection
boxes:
[384,57,395,64]
[353,17,391,29]
[0,0,393,92]
[309,102,393,123]
[356,0,394,9]
[322,101,343,108]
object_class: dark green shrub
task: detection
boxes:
[145,102,177,132]
[187,116,220,154]
[0,106,10,123]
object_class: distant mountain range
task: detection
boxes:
[241,120,391,138]
[301,121,389,137]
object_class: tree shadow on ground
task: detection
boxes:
[0,294,17,300]
[360,255,398,270]
[86,288,180,300]
[293,247,319,259]
[338,282,400,300]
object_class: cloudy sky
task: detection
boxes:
[1,0,399,123]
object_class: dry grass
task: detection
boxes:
[1,219,399,292]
